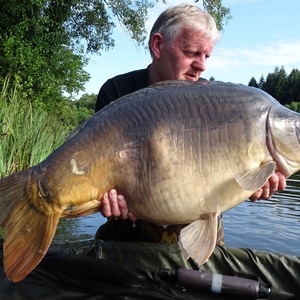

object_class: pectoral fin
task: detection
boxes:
[234,161,276,191]
[3,201,60,282]
[178,213,218,265]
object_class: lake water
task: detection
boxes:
[53,173,300,257]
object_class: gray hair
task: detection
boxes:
[148,4,221,57]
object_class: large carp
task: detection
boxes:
[1,80,300,282]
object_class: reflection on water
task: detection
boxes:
[225,172,300,256]
[53,214,105,244]
[53,173,300,256]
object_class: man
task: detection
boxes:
[95,4,286,245]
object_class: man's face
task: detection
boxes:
[152,28,215,82]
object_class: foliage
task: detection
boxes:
[286,102,300,113]
[0,77,70,178]
[0,0,90,108]
[200,0,232,31]
[248,77,258,88]
[263,66,287,103]
[74,93,98,111]
[249,66,300,106]
[258,75,266,90]
[70,93,97,125]
[286,68,300,105]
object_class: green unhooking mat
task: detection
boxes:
[0,239,299,299]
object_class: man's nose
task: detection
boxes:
[192,56,206,72]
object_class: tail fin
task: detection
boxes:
[0,170,60,282]
[0,170,32,226]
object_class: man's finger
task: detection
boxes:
[260,181,270,199]
[109,189,121,217]
[249,189,262,202]
[100,192,112,217]
[117,194,129,219]
[268,173,279,195]
[276,171,287,191]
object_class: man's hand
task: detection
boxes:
[100,189,137,221]
[249,171,286,202]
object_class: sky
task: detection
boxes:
[78,0,300,98]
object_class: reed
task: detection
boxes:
[0,77,70,178]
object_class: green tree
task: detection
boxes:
[201,0,232,31]
[258,75,266,90]
[70,93,97,125]
[285,68,300,104]
[286,101,300,112]
[0,0,90,112]
[249,67,300,106]
[248,77,258,88]
[74,93,98,111]
[263,66,287,104]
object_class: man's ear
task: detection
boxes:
[150,33,164,59]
